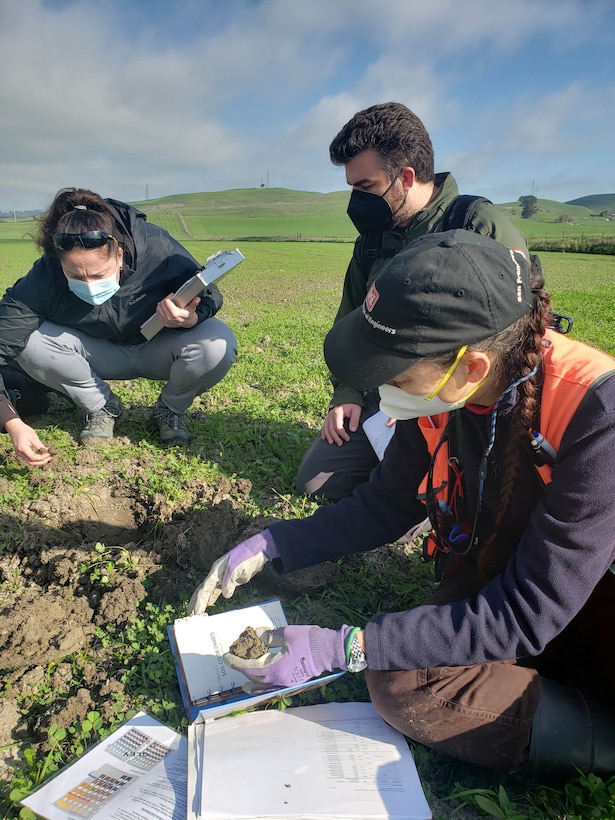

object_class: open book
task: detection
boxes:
[188,701,432,819]
[140,248,245,340]
[168,599,343,723]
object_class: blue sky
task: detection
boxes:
[1,0,614,211]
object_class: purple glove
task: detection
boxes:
[223,624,353,689]
[188,530,279,614]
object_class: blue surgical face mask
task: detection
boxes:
[66,270,120,305]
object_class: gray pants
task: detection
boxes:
[294,390,381,501]
[16,318,237,414]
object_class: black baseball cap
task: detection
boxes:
[324,229,532,391]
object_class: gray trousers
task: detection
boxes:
[16,318,237,414]
[294,389,382,501]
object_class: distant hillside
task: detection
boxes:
[127,189,615,249]
[565,193,615,213]
[4,189,612,254]
[131,188,355,242]
[132,188,349,218]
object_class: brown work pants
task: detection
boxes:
[365,566,615,772]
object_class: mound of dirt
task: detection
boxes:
[0,435,340,786]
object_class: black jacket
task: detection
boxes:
[0,199,223,407]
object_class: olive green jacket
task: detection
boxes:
[329,172,529,408]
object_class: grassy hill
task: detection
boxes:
[2,188,614,252]
[566,193,615,213]
[130,189,615,245]
[130,188,354,242]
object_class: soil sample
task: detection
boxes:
[229,626,268,659]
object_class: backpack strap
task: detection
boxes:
[441,194,491,231]
[359,230,401,274]
[358,195,492,274]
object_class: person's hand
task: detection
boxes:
[188,530,279,615]
[5,418,51,467]
[321,403,362,446]
[155,294,201,329]
[223,624,353,690]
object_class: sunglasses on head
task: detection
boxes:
[52,231,118,251]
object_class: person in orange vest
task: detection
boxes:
[189,230,615,777]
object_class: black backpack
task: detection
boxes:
[360,194,490,274]
[358,196,573,337]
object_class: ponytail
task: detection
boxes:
[35,188,115,256]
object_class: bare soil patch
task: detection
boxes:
[0,432,343,786]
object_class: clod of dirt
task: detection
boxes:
[229,626,267,659]
[0,590,94,669]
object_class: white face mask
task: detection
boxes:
[378,382,477,420]
[378,345,485,420]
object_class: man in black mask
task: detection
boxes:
[295,101,528,504]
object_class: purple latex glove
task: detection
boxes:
[188,530,279,614]
[223,624,353,689]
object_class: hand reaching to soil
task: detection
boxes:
[223,624,353,689]
[188,529,279,614]
[4,418,51,466]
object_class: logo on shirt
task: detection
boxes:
[129,294,148,306]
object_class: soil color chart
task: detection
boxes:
[53,765,135,818]
[107,727,172,770]
[52,729,173,817]
[22,712,187,820]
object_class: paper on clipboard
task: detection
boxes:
[362,409,396,460]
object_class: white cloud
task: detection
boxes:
[1,0,613,209]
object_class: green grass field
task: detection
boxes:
[1,230,613,354]
[136,190,615,249]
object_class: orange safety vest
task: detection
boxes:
[418,329,615,510]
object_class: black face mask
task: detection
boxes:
[346,175,405,235]
[346,188,395,234]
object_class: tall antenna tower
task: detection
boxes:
[145,184,149,200]
[531,179,536,198]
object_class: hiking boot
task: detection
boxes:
[152,396,191,445]
[80,393,124,442]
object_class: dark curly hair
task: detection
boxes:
[35,188,117,257]
[329,102,435,184]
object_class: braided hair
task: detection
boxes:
[473,256,551,578]
[425,256,552,580]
